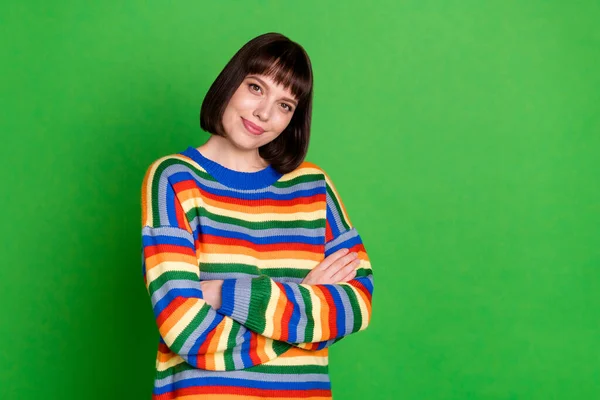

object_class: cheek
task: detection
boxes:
[272,108,292,124]
[231,91,257,110]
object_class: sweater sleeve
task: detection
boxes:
[141,157,296,371]
[217,169,374,344]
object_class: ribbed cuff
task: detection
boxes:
[217,276,271,329]
[217,278,239,316]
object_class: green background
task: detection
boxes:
[2,1,599,399]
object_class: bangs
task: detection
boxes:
[246,48,312,102]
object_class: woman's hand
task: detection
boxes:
[200,279,224,309]
[301,248,360,285]
[200,249,358,305]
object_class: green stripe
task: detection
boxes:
[340,284,362,332]
[246,363,329,374]
[148,271,198,295]
[200,262,259,275]
[170,304,211,352]
[355,268,373,278]
[326,180,351,231]
[224,322,241,370]
[187,207,324,230]
[155,359,328,377]
[272,339,293,355]
[150,157,216,227]
[298,285,314,342]
[260,268,309,279]
[246,276,272,334]
[273,173,323,188]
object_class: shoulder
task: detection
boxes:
[142,150,202,187]
[295,160,340,187]
[280,160,332,186]
[296,160,325,175]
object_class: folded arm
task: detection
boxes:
[216,169,374,345]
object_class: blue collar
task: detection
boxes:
[181,146,283,190]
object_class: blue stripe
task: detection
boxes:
[168,171,323,201]
[240,329,253,368]
[282,284,299,343]
[358,275,374,293]
[166,182,178,226]
[154,376,331,394]
[152,288,204,316]
[326,202,341,238]
[142,233,194,248]
[189,312,225,357]
[325,234,362,257]
[198,224,324,246]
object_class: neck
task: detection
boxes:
[197,135,269,173]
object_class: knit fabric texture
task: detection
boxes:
[141,145,374,399]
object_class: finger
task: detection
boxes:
[340,269,357,282]
[333,268,357,284]
[330,259,360,282]
[326,252,358,276]
[318,248,351,271]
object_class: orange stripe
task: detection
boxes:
[159,297,198,334]
[145,252,197,271]
[141,165,152,226]
[299,161,321,171]
[175,188,203,210]
[204,319,227,370]
[272,283,287,340]
[200,243,322,261]
[200,193,325,214]
[278,346,329,358]
[254,334,268,363]
[156,349,179,363]
[312,286,330,341]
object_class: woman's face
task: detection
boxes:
[221,73,298,151]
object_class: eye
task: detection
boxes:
[281,103,293,112]
[248,83,261,93]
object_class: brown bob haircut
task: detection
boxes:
[200,32,313,174]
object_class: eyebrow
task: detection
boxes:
[248,75,298,106]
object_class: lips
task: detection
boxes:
[241,117,265,135]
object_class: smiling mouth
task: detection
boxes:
[241,117,265,135]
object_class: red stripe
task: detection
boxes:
[349,279,373,302]
[199,233,321,253]
[277,282,293,342]
[156,296,187,326]
[174,192,187,229]
[154,386,331,398]
[325,219,334,243]
[196,328,217,370]
[144,243,195,257]
[173,179,325,207]
[247,333,261,365]
[320,286,338,338]
[158,342,170,353]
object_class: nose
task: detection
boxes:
[253,101,271,121]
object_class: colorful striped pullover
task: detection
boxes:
[141,145,374,399]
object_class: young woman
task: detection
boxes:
[141,32,374,400]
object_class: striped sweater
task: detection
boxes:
[141,145,374,399]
